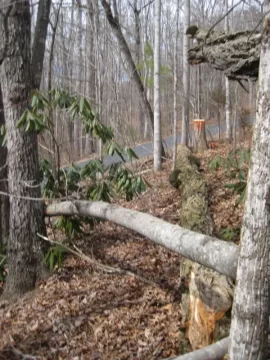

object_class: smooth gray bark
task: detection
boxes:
[153,0,161,171]
[167,337,229,360]
[0,0,47,297]
[229,2,270,358]
[224,0,232,142]
[46,200,239,279]
[181,0,190,145]
[74,2,83,159]
[172,0,180,170]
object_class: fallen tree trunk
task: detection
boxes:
[166,336,229,360]
[170,145,233,350]
[46,200,239,279]
[187,27,261,81]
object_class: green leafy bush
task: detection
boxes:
[16,89,149,271]
[219,227,241,241]
[43,245,66,273]
[209,149,251,205]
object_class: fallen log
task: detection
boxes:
[187,26,261,81]
[164,336,229,360]
[170,145,233,350]
[46,200,239,279]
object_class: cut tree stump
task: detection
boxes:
[169,145,234,351]
[193,119,208,153]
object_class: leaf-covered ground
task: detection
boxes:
[0,143,246,360]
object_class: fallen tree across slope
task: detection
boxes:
[46,200,239,280]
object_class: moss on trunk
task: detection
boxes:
[170,145,233,350]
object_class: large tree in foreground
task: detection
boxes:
[229,2,270,358]
[0,0,47,297]
[0,0,51,250]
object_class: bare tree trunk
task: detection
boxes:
[67,0,75,153]
[0,0,51,250]
[0,85,9,248]
[172,0,180,170]
[74,2,82,159]
[85,0,96,154]
[100,0,165,157]
[153,0,161,171]
[48,0,62,176]
[132,0,144,136]
[229,3,270,358]
[181,0,190,145]
[225,0,232,142]
[0,1,47,298]
[31,0,51,89]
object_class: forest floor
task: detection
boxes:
[0,142,249,360]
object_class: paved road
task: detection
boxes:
[75,123,224,168]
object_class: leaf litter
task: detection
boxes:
[0,143,245,359]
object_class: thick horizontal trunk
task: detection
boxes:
[167,337,229,360]
[46,200,239,279]
[171,145,232,350]
[188,28,261,81]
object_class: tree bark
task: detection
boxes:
[172,0,180,170]
[46,200,239,279]
[0,1,47,298]
[182,0,190,145]
[170,145,232,350]
[74,2,83,159]
[153,0,161,171]
[188,28,261,81]
[0,84,9,248]
[31,0,52,89]
[85,0,96,154]
[228,2,270,359]
[224,0,232,142]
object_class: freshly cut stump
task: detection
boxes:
[169,145,234,350]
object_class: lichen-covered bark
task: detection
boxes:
[0,1,47,297]
[0,84,9,248]
[229,4,270,359]
[170,145,233,350]
[188,28,261,81]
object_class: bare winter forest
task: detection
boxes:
[37,0,259,165]
[1,1,270,360]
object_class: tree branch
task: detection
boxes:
[38,233,160,287]
[46,200,239,279]
[204,0,244,41]
[164,337,229,360]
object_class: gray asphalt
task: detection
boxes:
[76,123,224,168]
